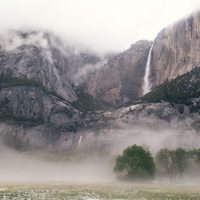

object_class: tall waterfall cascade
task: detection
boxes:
[143,45,153,95]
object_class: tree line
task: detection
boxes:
[114,144,200,181]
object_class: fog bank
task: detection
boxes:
[0,116,200,183]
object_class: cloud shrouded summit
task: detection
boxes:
[0,0,200,52]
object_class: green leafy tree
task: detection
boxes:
[173,148,188,177]
[156,148,188,180]
[114,145,155,179]
[156,148,172,177]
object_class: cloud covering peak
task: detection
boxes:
[0,0,200,52]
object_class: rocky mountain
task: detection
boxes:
[83,40,152,106]
[150,11,200,88]
[79,11,200,107]
[0,31,101,102]
[0,34,153,152]
[0,31,102,151]
[1,11,200,152]
[82,11,200,106]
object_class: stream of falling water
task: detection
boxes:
[143,45,153,95]
[78,135,83,146]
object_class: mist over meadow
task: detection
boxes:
[0,2,200,196]
[0,114,199,184]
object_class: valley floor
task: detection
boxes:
[0,182,200,200]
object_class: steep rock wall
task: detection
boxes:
[151,11,200,87]
[84,40,153,106]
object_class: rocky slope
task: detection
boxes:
[83,40,152,106]
[0,75,83,151]
[150,11,200,87]
[1,11,200,152]
[0,31,101,102]
[0,31,101,151]
[82,65,200,133]
[79,11,200,107]
[142,66,200,108]
[0,30,154,151]
[79,11,200,106]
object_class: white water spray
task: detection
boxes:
[78,135,83,146]
[143,45,153,95]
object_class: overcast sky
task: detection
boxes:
[0,0,200,52]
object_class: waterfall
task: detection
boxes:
[143,45,153,95]
[78,135,83,146]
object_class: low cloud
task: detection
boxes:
[0,0,199,52]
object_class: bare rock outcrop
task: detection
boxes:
[0,31,101,102]
[84,40,153,106]
[151,11,200,87]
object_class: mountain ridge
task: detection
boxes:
[1,11,200,151]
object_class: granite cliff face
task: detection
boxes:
[150,11,200,87]
[1,11,200,152]
[0,80,82,151]
[83,40,152,106]
[0,34,155,151]
[79,10,200,106]
[0,31,101,150]
[0,31,101,102]
[0,31,157,110]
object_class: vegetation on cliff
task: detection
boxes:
[141,66,200,111]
